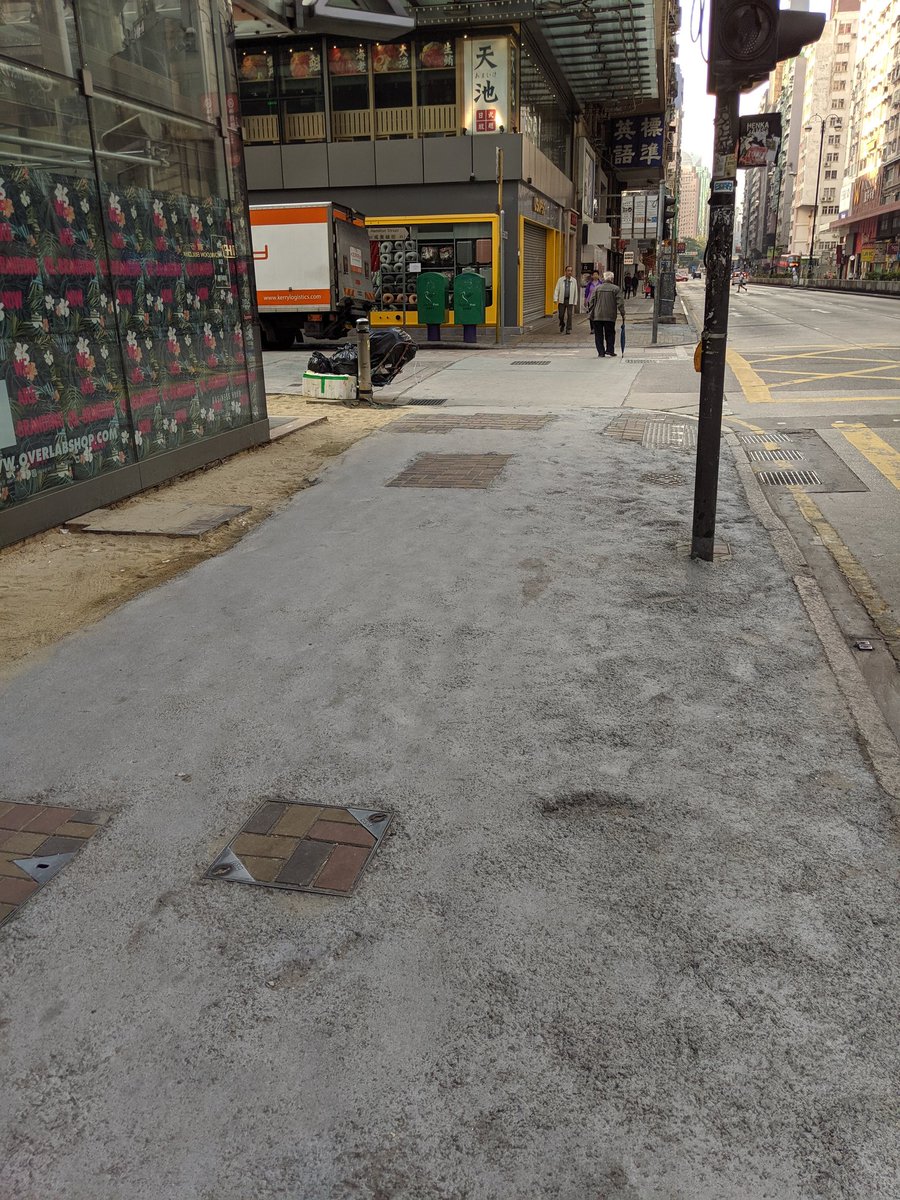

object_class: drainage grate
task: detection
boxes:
[405,397,448,406]
[642,420,698,450]
[208,801,392,897]
[738,432,794,445]
[756,469,822,487]
[511,359,551,366]
[747,448,804,462]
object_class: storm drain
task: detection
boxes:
[642,420,697,451]
[207,801,392,897]
[756,469,822,487]
[405,397,448,406]
[746,448,804,462]
[0,802,111,927]
[511,359,551,366]
[738,432,794,445]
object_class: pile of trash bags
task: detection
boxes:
[307,328,416,388]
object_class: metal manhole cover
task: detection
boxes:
[0,802,111,928]
[746,448,804,462]
[738,432,793,444]
[756,469,823,487]
[511,359,551,365]
[207,801,392,897]
[642,421,698,450]
[405,397,448,406]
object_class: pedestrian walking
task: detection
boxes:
[586,270,625,358]
[583,270,601,332]
[646,270,656,300]
[622,273,631,298]
[791,265,799,287]
[553,265,580,334]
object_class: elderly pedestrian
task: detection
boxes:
[586,270,625,358]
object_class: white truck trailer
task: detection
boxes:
[250,202,375,349]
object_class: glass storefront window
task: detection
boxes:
[0,62,134,511]
[237,44,279,143]
[329,42,372,140]
[77,0,221,121]
[369,221,493,317]
[372,40,412,110]
[0,0,79,77]
[520,43,571,175]
[278,43,326,142]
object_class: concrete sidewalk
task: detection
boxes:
[2,381,899,1195]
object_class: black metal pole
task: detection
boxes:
[691,89,739,562]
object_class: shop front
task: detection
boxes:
[518,187,563,325]
[0,1,267,548]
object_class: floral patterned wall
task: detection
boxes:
[0,164,257,512]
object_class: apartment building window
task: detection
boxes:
[826,152,839,162]
[832,99,845,110]
[825,170,837,179]
[834,81,846,91]
[834,61,848,72]
[279,44,326,143]
[822,188,836,202]
[328,42,372,140]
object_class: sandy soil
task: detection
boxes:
[0,398,399,684]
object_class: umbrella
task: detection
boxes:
[620,320,626,358]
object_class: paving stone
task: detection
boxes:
[0,902,15,923]
[241,802,289,836]
[34,835,88,855]
[0,853,33,880]
[0,804,43,831]
[270,805,322,839]
[236,855,284,883]
[313,845,370,894]
[387,453,512,490]
[232,832,299,860]
[54,821,98,840]
[71,809,113,825]
[1,830,50,855]
[22,807,77,835]
[0,875,39,905]
[275,840,333,887]
[306,819,376,848]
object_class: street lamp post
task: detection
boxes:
[805,116,826,286]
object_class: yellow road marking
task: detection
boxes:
[757,359,899,375]
[725,348,773,403]
[724,417,765,433]
[746,344,900,363]
[834,422,900,490]
[791,488,900,652]
[764,395,900,404]
[770,363,900,388]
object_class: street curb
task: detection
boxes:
[723,431,900,803]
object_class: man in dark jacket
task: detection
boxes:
[586,271,626,357]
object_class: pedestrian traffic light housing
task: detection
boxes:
[662,194,677,240]
[707,0,825,94]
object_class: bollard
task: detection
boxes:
[356,318,373,404]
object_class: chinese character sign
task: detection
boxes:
[611,114,664,173]
[463,37,509,135]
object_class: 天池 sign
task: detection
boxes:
[610,115,664,172]
[737,114,782,169]
[463,38,509,134]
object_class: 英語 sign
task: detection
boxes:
[610,115,664,171]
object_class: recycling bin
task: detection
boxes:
[417,271,449,341]
[453,270,486,342]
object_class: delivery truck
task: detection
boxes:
[250,202,375,349]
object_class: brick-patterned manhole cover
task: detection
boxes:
[405,397,448,406]
[511,359,551,365]
[390,413,553,433]
[207,802,392,897]
[387,452,511,489]
[0,802,111,928]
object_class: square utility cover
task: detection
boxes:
[207,802,392,897]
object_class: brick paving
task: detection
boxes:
[208,802,390,896]
[387,453,512,489]
[0,802,109,927]
[390,413,555,434]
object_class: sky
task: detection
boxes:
[676,0,831,170]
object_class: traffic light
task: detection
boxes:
[707,0,825,94]
[662,193,677,240]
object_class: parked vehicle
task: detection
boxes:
[250,202,375,349]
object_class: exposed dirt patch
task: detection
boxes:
[540,789,639,816]
[0,397,399,684]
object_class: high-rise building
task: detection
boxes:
[678,154,710,242]
[828,0,900,277]
[790,0,860,271]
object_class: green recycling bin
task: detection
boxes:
[417,272,449,340]
[453,270,486,342]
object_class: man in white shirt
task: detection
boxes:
[553,266,580,334]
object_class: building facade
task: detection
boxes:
[0,1,268,548]
[679,153,710,242]
[234,0,679,330]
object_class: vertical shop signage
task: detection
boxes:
[620,193,635,239]
[577,137,596,221]
[464,37,509,134]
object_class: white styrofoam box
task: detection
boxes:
[301,372,355,401]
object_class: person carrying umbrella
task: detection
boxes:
[585,270,625,358]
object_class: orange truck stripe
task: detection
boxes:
[249,206,329,227]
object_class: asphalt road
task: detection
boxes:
[682,280,900,731]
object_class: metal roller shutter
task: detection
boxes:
[522,222,547,322]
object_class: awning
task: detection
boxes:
[828,199,900,229]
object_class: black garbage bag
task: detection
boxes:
[305,328,416,388]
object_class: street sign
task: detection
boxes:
[624,251,635,265]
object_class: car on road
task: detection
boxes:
[675,269,689,282]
